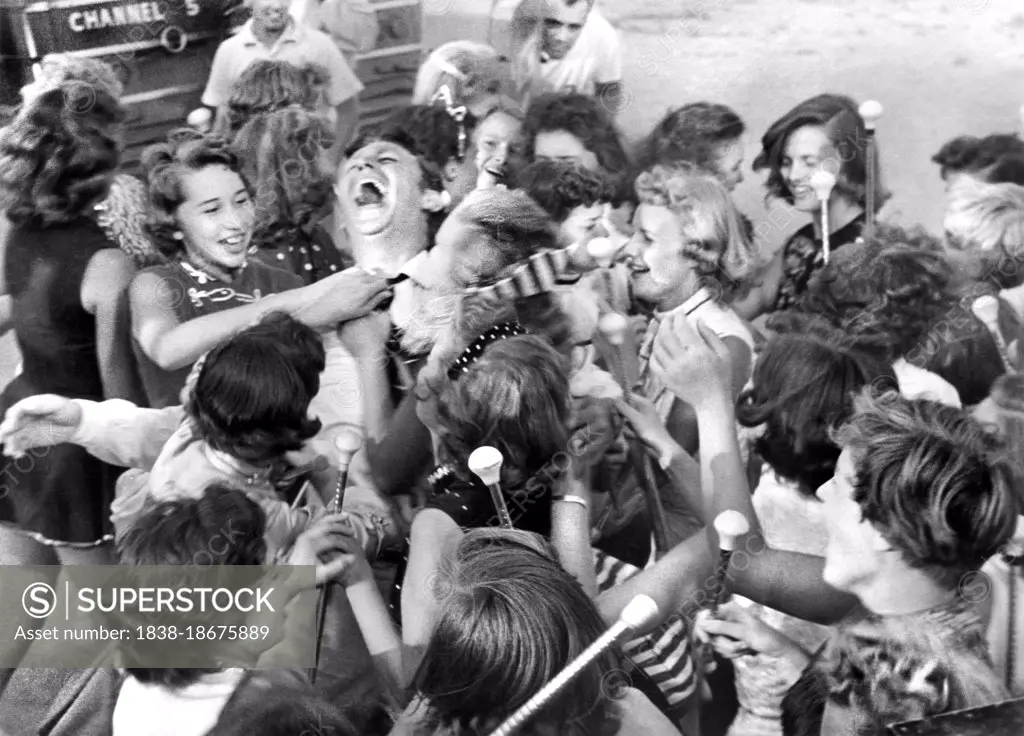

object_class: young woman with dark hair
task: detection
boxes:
[393,530,680,735]
[233,106,348,285]
[736,94,889,319]
[0,83,139,566]
[523,92,633,207]
[131,130,390,408]
[635,102,747,192]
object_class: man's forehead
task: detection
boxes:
[544,0,590,23]
[349,140,415,163]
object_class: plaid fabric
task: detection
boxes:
[594,549,697,713]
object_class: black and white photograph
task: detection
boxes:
[0,0,1021,733]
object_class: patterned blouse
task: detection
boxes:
[773,215,865,312]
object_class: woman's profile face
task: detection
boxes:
[175,164,255,270]
[533,129,600,171]
[818,448,886,594]
[779,124,834,213]
[623,203,696,311]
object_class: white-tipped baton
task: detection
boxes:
[858,100,883,239]
[488,594,661,736]
[330,427,364,512]
[596,314,671,557]
[310,427,365,684]
[810,170,837,265]
[972,295,1015,372]
[710,510,751,613]
[469,446,514,529]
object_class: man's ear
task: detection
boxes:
[443,159,461,183]
[421,189,452,213]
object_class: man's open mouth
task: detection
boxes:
[349,177,394,234]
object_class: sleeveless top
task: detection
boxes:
[132,259,303,408]
[3,217,112,398]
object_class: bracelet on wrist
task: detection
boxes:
[553,494,589,510]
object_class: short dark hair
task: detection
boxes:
[116,485,267,688]
[375,103,476,169]
[738,313,897,495]
[117,485,267,567]
[186,313,325,465]
[0,84,124,227]
[753,93,889,211]
[801,223,1007,405]
[634,102,745,175]
[523,92,633,205]
[801,224,955,361]
[517,159,615,223]
[835,390,1019,587]
[142,130,249,256]
[932,133,1024,182]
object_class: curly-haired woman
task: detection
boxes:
[19,54,162,269]
[233,106,348,285]
[130,130,390,408]
[736,94,889,319]
[0,83,138,565]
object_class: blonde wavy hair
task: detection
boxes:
[634,164,756,299]
[944,176,1024,288]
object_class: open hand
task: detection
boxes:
[0,394,82,457]
[650,313,732,409]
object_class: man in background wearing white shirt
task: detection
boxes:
[511,0,624,110]
[203,0,363,154]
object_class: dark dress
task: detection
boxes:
[0,218,122,545]
[773,215,866,311]
[132,258,304,408]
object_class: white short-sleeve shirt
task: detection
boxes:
[202,18,363,108]
[516,7,622,97]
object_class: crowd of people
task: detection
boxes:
[0,0,1022,734]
